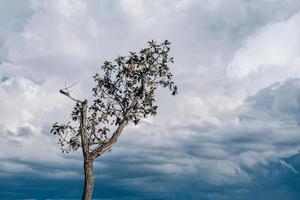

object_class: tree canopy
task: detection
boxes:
[51,40,177,158]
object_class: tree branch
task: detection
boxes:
[90,97,138,159]
[59,81,82,103]
[90,76,146,160]
[59,89,82,103]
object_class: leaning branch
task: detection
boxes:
[90,116,129,159]
[91,79,145,159]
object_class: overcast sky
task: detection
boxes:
[1,0,300,199]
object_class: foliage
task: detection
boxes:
[51,40,177,154]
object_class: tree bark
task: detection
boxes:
[82,159,94,200]
[80,99,94,200]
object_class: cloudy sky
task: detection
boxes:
[1,0,300,199]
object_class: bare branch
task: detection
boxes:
[65,81,80,90]
[59,81,82,103]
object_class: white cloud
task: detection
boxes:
[118,0,150,25]
[0,76,82,168]
[6,0,91,60]
[227,11,300,92]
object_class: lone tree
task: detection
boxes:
[51,40,177,200]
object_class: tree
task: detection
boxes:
[51,40,178,200]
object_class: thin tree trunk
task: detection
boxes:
[80,99,94,200]
[82,159,94,200]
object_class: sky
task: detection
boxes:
[1,0,300,199]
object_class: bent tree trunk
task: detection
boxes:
[82,159,94,200]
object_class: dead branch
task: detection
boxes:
[60,81,82,103]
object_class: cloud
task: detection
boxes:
[1,0,300,199]
[227,11,300,93]
[0,76,83,173]
[243,79,300,123]
[106,78,300,190]
[278,159,299,174]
